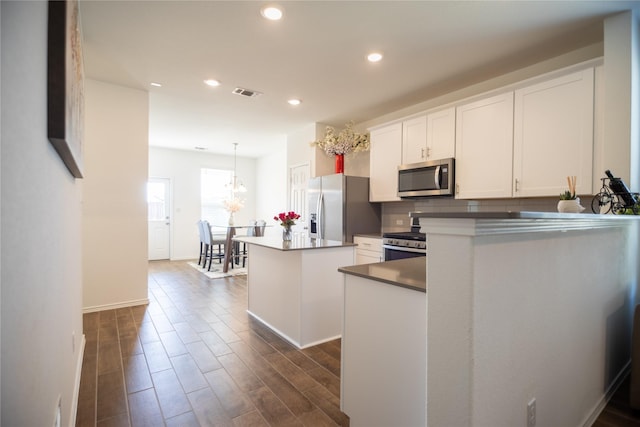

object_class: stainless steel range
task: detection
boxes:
[382,222,426,261]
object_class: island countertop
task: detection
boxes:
[339,257,426,293]
[234,235,356,251]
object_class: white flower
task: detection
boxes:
[223,197,244,213]
[312,121,370,156]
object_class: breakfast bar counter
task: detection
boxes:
[412,211,639,427]
[234,235,355,349]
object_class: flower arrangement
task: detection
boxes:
[312,121,370,156]
[273,211,301,229]
[559,176,577,200]
[223,197,244,213]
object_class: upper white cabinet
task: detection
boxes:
[401,116,428,165]
[513,68,594,197]
[401,108,456,165]
[426,107,456,160]
[370,122,402,202]
[455,92,514,199]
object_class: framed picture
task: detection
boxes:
[47,0,84,178]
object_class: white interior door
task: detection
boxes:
[147,178,171,260]
[289,163,310,235]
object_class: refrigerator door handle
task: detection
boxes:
[317,192,324,239]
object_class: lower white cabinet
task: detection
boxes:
[353,236,383,264]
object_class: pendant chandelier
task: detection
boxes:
[227,142,247,193]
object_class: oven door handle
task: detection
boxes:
[382,244,426,254]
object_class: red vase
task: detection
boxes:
[335,154,344,174]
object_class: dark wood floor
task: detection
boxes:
[76,259,640,427]
[593,376,640,427]
[76,260,348,426]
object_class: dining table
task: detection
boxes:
[211,223,267,273]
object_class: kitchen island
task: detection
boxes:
[234,235,356,349]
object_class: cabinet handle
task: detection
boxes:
[421,148,425,159]
[515,179,520,192]
[427,147,432,158]
[456,183,460,194]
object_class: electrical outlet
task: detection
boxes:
[527,398,536,427]
[395,219,404,225]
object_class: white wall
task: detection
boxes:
[256,149,287,237]
[148,146,258,260]
[83,80,149,311]
[1,2,84,426]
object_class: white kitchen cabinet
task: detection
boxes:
[513,68,594,197]
[353,235,383,264]
[369,122,402,202]
[455,92,514,199]
[401,108,456,165]
[401,115,427,165]
[426,106,456,160]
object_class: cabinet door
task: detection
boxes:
[426,107,455,160]
[513,68,594,197]
[354,236,383,264]
[370,123,402,202]
[401,116,427,165]
[455,92,514,199]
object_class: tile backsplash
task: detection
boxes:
[381,197,592,232]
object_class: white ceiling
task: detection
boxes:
[79,0,640,158]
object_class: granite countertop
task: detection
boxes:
[409,210,639,220]
[234,235,356,251]
[339,257,426,293]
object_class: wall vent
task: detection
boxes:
[232,87,262,98]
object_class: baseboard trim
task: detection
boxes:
[70,334,86,427]
[581,359,631,427]
[82,298,150,313]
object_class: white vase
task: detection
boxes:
[228,212,234,226]
[557,198,585,213]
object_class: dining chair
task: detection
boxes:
[202,220,224,271]
[237,221,257,268]
[197,221,207,266]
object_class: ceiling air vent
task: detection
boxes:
[232,87,262,98]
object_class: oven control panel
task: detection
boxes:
[382,238,426,250]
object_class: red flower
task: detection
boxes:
[274,211,301,228]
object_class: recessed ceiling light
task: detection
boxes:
[261,5,283,20]
[367,52,383,63]
[204,79,220,87]
[150,82,162,87]
[288,99,301,106]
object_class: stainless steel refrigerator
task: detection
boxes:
[308,174,381,242]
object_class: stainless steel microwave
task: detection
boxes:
[398,157,455,198]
